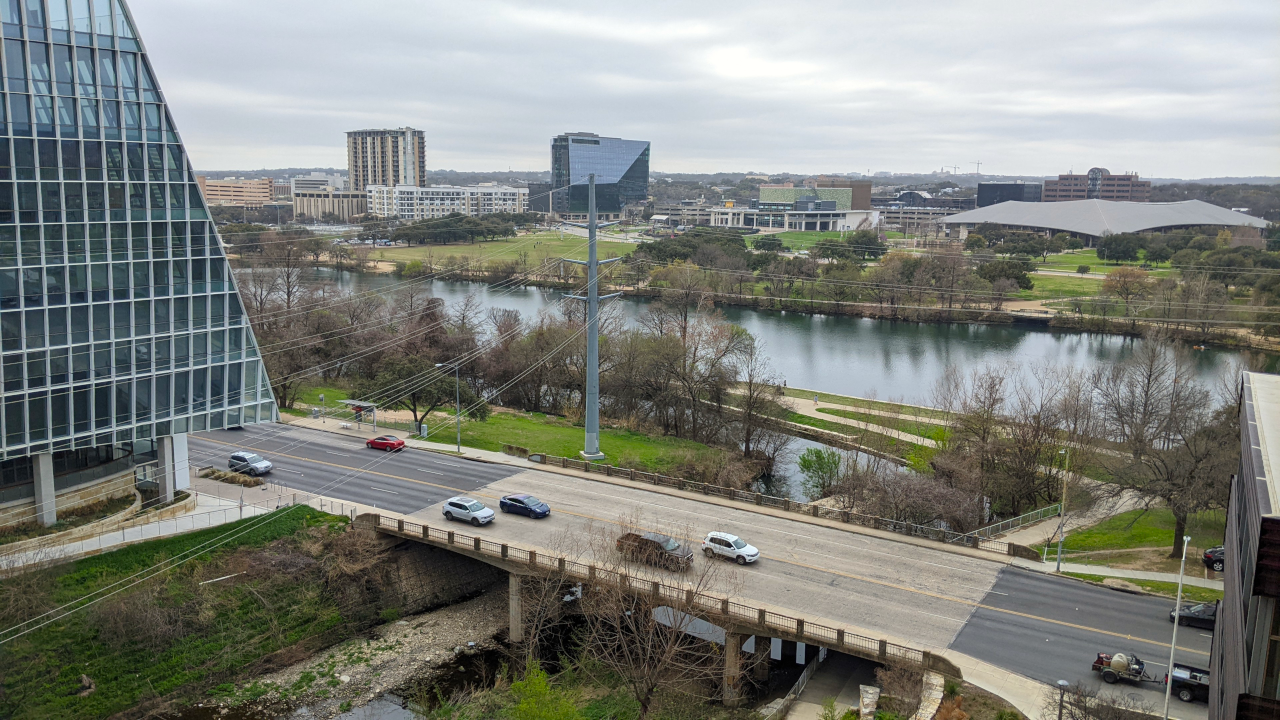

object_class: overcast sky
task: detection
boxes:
[130,0,1279,179]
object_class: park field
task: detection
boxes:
[368,231,638,267]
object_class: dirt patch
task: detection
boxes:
[198,587,509,719]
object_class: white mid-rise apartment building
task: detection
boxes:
[367,184,528,220]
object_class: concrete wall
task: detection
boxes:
[0,471,136,529]
[388,542,507,615]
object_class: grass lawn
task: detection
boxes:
[816,406,949,443]
[1062,572,1223,604]
[440,411,730,476]
[1060,508,1225,553]
[294,384,352,407]
[0,507,349,720]
[1020,273,1104,300]
[373,232,636,267]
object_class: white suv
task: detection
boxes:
[702,531,760,565]
[442,496,495,527]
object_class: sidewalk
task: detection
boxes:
[785,651,872,719]
[1012,557,1224,590]
[784,400,939,448]
[0,488,273,571]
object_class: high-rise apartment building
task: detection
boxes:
[1043,168,1150,202]
[0,0,277,528]
[550,132,649,221]
[346,128,425,193]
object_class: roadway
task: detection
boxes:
[189,424,1211,718]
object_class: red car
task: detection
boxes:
[366,435,405,452]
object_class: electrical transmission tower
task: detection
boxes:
[560,174,621,460]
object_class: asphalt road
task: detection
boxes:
[187,425,519,515]
[188,423,1215,718]
[950,568,1211,719]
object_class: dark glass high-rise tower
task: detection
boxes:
[550,132,649,220]
[0,0,277,527]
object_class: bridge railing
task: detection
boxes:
[370,514,945,675]
[530,454,1014,556]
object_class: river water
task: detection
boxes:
[301,268,1268,404]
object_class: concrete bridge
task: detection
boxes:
[362,512,960,704]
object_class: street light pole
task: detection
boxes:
[1056,679,1069,720]
[1056,447,1070,573]
[436,362,461,453]
[1163,534,1191,720]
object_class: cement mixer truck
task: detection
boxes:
[1091,651,1158,685]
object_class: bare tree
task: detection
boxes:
[1042,681,1153,720]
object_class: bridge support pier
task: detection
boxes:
[509,574,524,644]
[724,632,745,707]
[752,636,770,681]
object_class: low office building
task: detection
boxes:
[290,172,348,195]
[367,184,528,220]
[942,199,1265,243]
[759,185,872,212]
[652,201,717,227]
[294,191,368,222]
[711,205,878,232]
[1043,168,1150,202]
[1213,372,1280,719]
[195,177,274,208]
[977,182,1043,207]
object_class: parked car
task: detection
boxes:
[442,497,495,527]
[617,532,694,571]
[1203,546,1224,572]
[229,451,273,476]
[366,435,405,452]
[1170,601,1217,629]
[702,531,760,565]
[499,494,551,518]
[1167,663,1211,703]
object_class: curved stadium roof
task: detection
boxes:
[942,199,1267,239]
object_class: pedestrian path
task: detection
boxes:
[785,651,873,719]
[0,489,276,572]
[786,400,939,448]
[1012,557,1223,590]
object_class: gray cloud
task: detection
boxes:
[132,0,1279,177]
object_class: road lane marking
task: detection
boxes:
[418,469,444,475]
[326,451,351,457]
[432,461,463,467]
[279,469,304,475]
[193,435,1206,656]
[371,487,399,495]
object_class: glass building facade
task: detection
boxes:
[550,132,649,216]
[0,0,276,484]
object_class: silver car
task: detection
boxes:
[229,451,273,476]
[442,496,495,527]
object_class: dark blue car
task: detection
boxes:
[499,493,551,518]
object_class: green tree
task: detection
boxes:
[351,355,490,430]
[975,259,1034,290]
[509,665,584,720]
[1096,234,1145,263]
[798,446,843,499]
[753,235,783,253]
[964,234,987,251]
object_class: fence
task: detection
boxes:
[964,503,1061,541]
[761,648,827,720]
[368,514,957,676]
[529,454,1014,556]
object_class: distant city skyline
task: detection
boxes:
[132,0,1278,178]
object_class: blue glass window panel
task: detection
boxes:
[72,0,89,33]
[29,42,51,95]
[0,1,18,25]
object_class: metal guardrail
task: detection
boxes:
[367,514,957,676]
[762,649,826,720]
[529,454,1013,556]
[968,503,1061,540]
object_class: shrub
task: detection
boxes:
[1077,265,1091,275]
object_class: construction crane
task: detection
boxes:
[971,161,983,175]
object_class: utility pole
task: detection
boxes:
[562,174,621,460]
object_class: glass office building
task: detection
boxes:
[550,132,649,219]
[0,0,276,526]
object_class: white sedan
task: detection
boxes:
[701,531,760,565]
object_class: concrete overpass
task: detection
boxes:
[190,424,1213,719]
